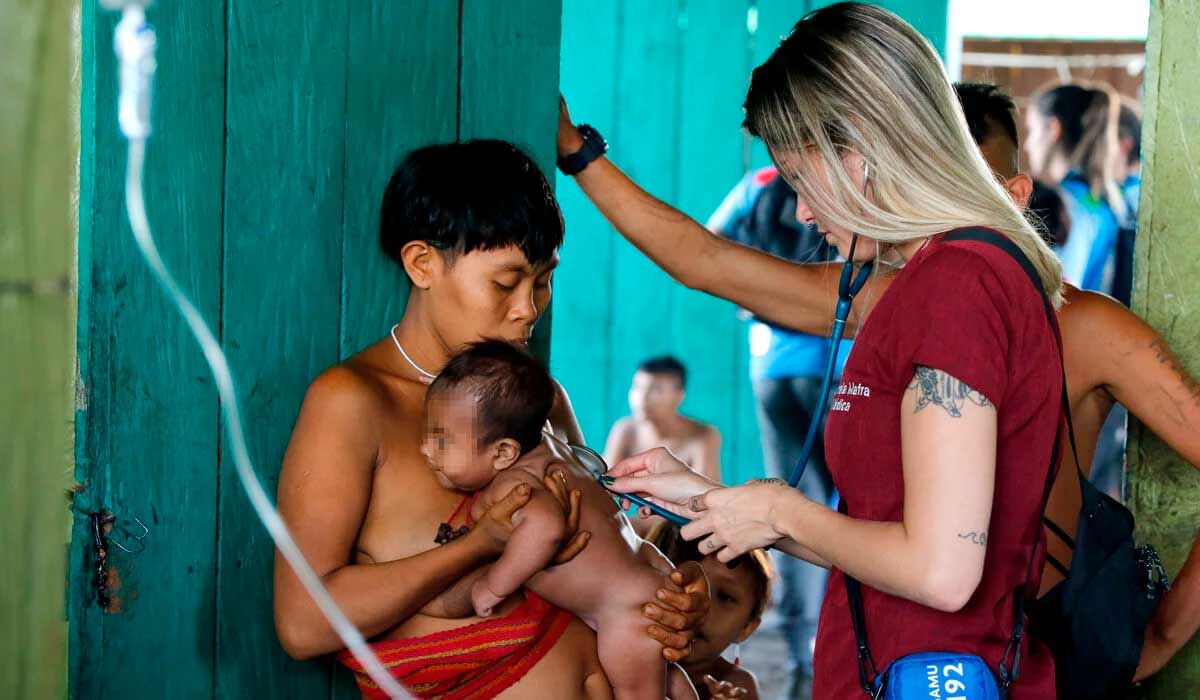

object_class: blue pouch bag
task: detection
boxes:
[873,651,1001,700]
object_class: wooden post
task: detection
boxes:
[1129,1,1200,696]
[0,1,77,698]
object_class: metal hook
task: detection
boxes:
[109,516,150,554]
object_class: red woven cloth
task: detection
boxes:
[337,591,572,699]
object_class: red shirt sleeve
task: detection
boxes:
[896,244,1013,407]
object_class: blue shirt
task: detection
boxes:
[1057,172,1122,294]
[709,168,851,381]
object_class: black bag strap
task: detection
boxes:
[842,228,1075,696]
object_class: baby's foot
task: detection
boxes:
[471,579,506,618]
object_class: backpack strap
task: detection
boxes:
[943,228,1076,689]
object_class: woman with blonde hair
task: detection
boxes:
[557,3,1062,696]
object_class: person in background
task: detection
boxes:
[1112,99,1142,306]
[605,356,721,536]
[650,523,772,700]
[1028,180,1073,250]
[706,168,842,699]
[1024,81,1129,297]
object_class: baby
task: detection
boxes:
[421,340,698,700]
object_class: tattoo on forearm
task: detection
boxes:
[1150,339,1200,408]
[908,366,991,417]
[958,531,988,546]
[750,478,787,487]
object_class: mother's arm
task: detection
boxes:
[273,367,519,659]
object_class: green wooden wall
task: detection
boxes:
[552,0,948,485]
[1129,0,1200,695]
[1,1,77,698]
[72,2,560,698]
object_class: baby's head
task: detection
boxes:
[422,340,555,491]
[649,524,772,667]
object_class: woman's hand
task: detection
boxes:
[607,447,721,519]
[681,479,797,563]
[472,466,590,563]
[641,560,711,662]
[557,94,584,158]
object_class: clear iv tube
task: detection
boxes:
[114,6,410,698]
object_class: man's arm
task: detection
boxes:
[273,367,511,659]
[1073,290,1200,676]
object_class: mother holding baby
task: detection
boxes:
[272,138,708,699]
[565,3,1064,698]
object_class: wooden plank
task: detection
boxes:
[215,1,347,697]
[339,1,458,361]
[606,0,684,425]
[672,0,755,482]
[459,0,564,363]
[72,1,226,697]
[333,2,459,696]
[0,0,76,696]
[1128,0,1200,695]
[749,0,809,170]
[551,0,622,445]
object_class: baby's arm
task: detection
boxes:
[472,483,568,617]
[418,567,488,619]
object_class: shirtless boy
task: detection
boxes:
[420,340,697,700]
[606,357,721,537]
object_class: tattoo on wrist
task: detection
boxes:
[908,365,991,417]
[958,531,988,546]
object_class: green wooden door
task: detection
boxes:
[72,2,560,698]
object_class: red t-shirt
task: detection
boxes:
[815,231,1060,698]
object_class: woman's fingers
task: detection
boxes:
[647,624,694,661]
[607,473,715,508]
[552,530,591,565]
[641,602,690,631]
[489,483,532,522]
[607,447,685,478]
[680,515,716,542]
[565,488,581,533]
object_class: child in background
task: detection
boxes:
[420,340,697,700]
[649,523,771,700]
[606,356,722,537]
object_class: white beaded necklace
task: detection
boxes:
[389,324,437,383]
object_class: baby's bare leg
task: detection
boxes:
[596,608,697,700]
[597,610,668,700]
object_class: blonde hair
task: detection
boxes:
[744,2,1063,306]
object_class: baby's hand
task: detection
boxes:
[471,578,507,618]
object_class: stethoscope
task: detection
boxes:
[577,236,874,524]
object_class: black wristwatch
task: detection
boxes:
[557,124,608,176]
